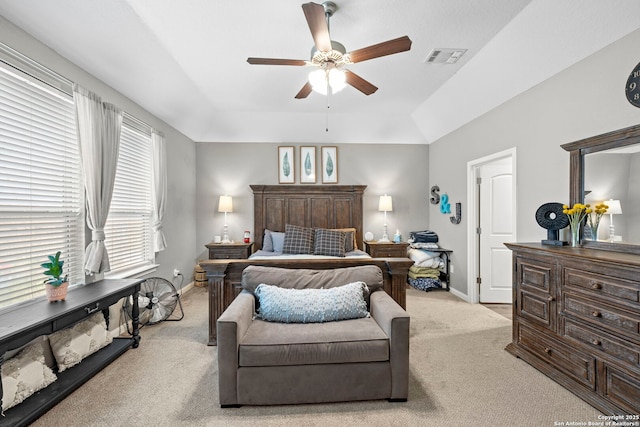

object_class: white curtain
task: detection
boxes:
[151,130,167,252]
[73,84,123,275]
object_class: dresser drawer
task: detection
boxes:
[519,289,555,329]
[563,318,640,370]
[564,267,640,306]
[515,253,555,294]
[600,362,640,413]
[518,323,595,389]
[563,293,640,341]
[210,249,246,259]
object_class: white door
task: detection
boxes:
[478,157,514,303]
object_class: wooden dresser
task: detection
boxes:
[505,243,640,415]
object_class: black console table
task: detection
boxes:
[0,279,142,426]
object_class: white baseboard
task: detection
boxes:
[448,286,470,303]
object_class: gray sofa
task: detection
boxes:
[217,265,410,407]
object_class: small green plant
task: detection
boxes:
[41,251,68,286]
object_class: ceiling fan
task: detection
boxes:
[247,1,412,99]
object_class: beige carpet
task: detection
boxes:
[30,287,602,427]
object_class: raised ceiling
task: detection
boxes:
[1,0,639,144]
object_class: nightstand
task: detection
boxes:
[364,241,409,258]
[205,242,254,259]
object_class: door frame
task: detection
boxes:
[466,148,517,304]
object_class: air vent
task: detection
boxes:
[424,48,467,64]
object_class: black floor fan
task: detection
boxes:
[123,277,184,328]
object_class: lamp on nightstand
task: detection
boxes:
[378,194,393,243]
[218,195,233,243]
[607,199,622,242]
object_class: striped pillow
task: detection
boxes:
[314,228,347,257]
[282,224,314,254]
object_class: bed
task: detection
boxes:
[199,184,413,345]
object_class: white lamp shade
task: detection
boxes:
[218,195,233,213]
[378,194,393,212]
[607,199,622,215]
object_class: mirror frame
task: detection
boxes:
[561,123,640,255]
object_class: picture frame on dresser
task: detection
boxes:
[300,146,316,183]
[321,146,338,183]
[278,146,295,184]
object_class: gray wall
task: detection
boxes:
[426,27,640,298]
[0,15,198,286]
[195,143,429,259]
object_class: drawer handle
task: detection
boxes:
[591,283,602,290]
[547,295,555,302]
[84,303,100,314]
[591,339,601,346]
[544,347,552,355]
[592,310,602,318]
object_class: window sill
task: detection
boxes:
[105,263,159,280]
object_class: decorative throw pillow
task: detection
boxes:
[314,228,347,257]
[333,228,357,252]
[48,312,113,372]
[262,229,274,252]
[271,231,285,252]
[254,281,370,323]
[1,340,57,411]
[282,224,314,254]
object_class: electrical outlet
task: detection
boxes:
[173,268,181,278]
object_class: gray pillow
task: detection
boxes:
[262,229,285,252]
[271,231,285,252]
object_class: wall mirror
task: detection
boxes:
[562,123,640,254]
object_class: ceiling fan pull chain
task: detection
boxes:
[326,92,330,132]
[326,81,331,132]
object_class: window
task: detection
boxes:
[104,116,155,277]
[0,46,83,310]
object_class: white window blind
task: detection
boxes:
[0,59,83,310]
[104,118,154,276]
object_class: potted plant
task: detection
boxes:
[42,251,69,302]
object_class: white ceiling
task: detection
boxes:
[1,0,639,144]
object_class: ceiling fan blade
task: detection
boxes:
[302,2,332,52]
[348,36,412,63]
[295,82,313,99]
[247,58,307,66]
[345,70,378,95]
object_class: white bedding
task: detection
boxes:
[249,249,371,260]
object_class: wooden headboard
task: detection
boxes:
[250,185,367,250]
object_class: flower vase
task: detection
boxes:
[589,223,599,241]
[569,226,580,247]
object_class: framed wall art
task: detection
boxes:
[300,146,317,183]
[278,146,295,184]
[321,146,338,183]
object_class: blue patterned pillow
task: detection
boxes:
[254,281,370,323]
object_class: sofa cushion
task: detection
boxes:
[313,228,347,257]
[282,224,314,254]
[242,265,384,294]
[239,316,389,367]
[255,281,369,323]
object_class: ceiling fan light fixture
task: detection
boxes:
[308,67,346,95]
